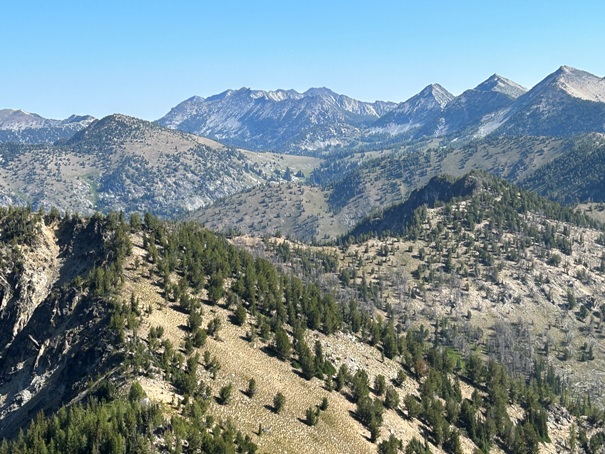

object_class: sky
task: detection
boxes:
[1,0,604,120]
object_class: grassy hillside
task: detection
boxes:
[191,135,582,241]
[3,206,604,453]
[251,173,605,410]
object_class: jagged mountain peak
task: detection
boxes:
[184,95,205,103]
[303,87,339,98]
[374,84,453,123]
[0,109,47,129]
[202,87,305,104]
[543,66,605,102]
[205,89,237,102]
[494,66,605,137]
[426,75,526,138]
[61,114,95,125]
[475,74,527,98]
[0,109,96,143]
[158,86,396,152]
[369,86,449,133]
[417,83,455,107]
[0,110,95,129]
[556,65,583,75]
[250,88,304,102]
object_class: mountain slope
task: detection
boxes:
[0,210,127,437]
[0,109,95,144]
[0,115,309,216]
[371,84,454,135]
[3,208,603,453]
[520,133,605,203]
[191,134,581,241]
[498,65,605,137]
[157,87,396,153]
[438,74,527,137]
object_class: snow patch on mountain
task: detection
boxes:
[369,123,421,136]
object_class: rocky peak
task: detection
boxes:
[548,66,605,102]
[0,109,50,130]
[158,86,395,152]
[418,83,455,107]
[0,110,97,144]
[372,84,453,130]
[475,74,527,98]
[303,87,338,99]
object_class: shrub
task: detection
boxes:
[247,378,257,397]
[273,392,286,414]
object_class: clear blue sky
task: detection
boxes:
[2,0,604,120]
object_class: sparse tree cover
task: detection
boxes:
[522,139,605,204]
[107,210,605,452]
[343,172,597,245]
[3,206,605,454]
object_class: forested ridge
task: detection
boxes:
[521,136,605,204]
[2,192,605,452]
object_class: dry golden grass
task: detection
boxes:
[120,235,459,453]
[121,229,591,453]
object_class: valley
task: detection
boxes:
[2,64,605,453]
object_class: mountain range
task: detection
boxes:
[157,87,396,153]
[158,65,605,152]
[0,109,95,144]
[0,65,604,228]
[3,66,605,154]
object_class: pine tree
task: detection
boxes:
[273,392,286,414]
[274,328,292,361]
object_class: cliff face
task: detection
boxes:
[0,214,117,437]
[0,221,59,342]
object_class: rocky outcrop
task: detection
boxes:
[0,214,118,438]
